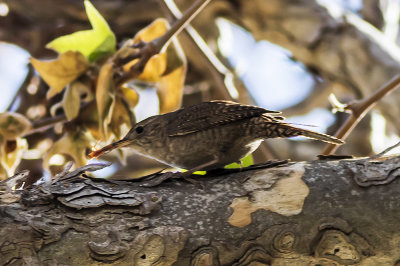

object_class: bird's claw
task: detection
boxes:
[139,171,202,188]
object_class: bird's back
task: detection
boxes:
[166,100,282,136]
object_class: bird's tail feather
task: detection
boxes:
[262,123,344,145]
[298,128,343,144]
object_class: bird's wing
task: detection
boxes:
[167,100,282,136]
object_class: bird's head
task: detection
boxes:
[88,115,164,158]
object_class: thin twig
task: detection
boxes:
[322,74,400,155]
[159,0,240,101]
[27,113,67,136]
[114,0,212,87]
[368,140,400,160]
[154,0,211,52]
[25,100,94,136]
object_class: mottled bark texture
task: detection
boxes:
[1,157,400,265]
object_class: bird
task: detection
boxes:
[89,100,343,174]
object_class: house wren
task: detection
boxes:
[89,101,343,173]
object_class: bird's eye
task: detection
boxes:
[135,126,144,134]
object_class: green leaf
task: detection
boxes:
[46,0,116,62]
[224,154,254,169]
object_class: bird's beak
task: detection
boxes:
[88,138,133,159]
[110,138,133,149]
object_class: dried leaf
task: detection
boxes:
[109,98,132,139]
[96,61,116,140]
[157,38,186,113]
[2,138,28,172]
[124,19,186,112]
[158,66,186,113]
[138,53,167,82]
[62,84,80,121]
[134,18,168,43]
[30,51,89,98]
[0,137,28,180]
[121,86,139,108]
[0,112,32,139]
[62,81,94,121]
[46,0,116,62]
[44,130,91,170]
[134,19,168,82]
[122,19,169,82]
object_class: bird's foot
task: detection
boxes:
[139,171,202,188]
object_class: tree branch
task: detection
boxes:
[322,74,400,155]
[2,156,400,264]
[114,0,212,87]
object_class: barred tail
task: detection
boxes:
[262,123,344,145]
[298,129,344,144]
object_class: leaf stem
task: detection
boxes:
[153,0,212,53]
[114,0,212,87]
[159,0,242,101]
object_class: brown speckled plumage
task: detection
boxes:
[90,101,343,171]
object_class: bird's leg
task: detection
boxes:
[179,157,220,184]
[140,157,219,187]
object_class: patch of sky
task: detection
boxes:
[0,43,30,111]
[285,108,336,133]
[217,18,314,111]
[316,0,362,18]
[131,82,160,122]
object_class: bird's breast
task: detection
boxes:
[144,124,263,170]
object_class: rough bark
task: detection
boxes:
[1,156,400,265]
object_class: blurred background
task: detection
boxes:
[1,0,400,180]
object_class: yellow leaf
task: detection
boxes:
[109,98,133,139]
[62,83,81,121]
[3,139,28,172]
[133,18,168,43]
[0,137,28,180]
[120,86,139,108]
[138,53,167,82]
[122,18,187,113]
[122,19,170,82]
[30,51,89,98]
[157,66,186,113]
[156,38,186,113]
[43,130,91,169]
[61,81,93,121]
[0,112,32,139]
[96,61,116,140]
